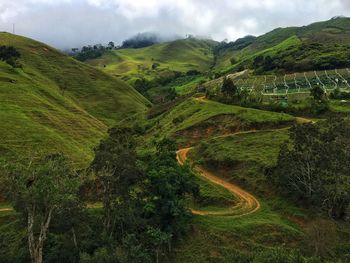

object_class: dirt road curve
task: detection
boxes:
[176,147,260,217]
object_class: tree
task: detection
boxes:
[252,55,264,71]
[221,77,238,98]
[145,227,171,263]
[90,127,142,237]
[0,154,80,263]
[310,84,326,102]
[230,57,237,65]
[107,41,115,49]
[143,139,199,235]
[134,78,152,96]
[0,45,21,67]
[273,118,350,218]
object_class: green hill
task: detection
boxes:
[0,33,149,167]
[86,38,217,83]
[144,97,295,147]
[215,17,350,74]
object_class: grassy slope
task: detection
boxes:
[148,98,294,141]
[87,38,216,83]
[215,17,350,72]
[169,129,306,262]
[0,33,149,167]
[194,129,290,192]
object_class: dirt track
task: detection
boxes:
[176,147,260,217]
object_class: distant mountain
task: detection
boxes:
[214,17,350,74]
[0,33,149,166]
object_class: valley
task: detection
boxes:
[1,15,350,263]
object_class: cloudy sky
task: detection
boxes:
[1,0,350,49]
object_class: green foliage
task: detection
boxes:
[252,248,320,263]
[273,119,350,218]
[221,76,238,98]
[90,127,141,236]
[310,85,326,102]
[0,45,21,67]
[0,154,81,263]
[144,138,199,235]
[330,88,350,100]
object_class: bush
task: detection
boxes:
[0,46,21,67]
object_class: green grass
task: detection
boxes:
[87,38,215,84]
[169,201,302,263]
[192,175,237,210]
[329,99,350,113]
[196,129,290,167]
[148,98,294,142]
[191,129,290,195]
[0,33,149,167]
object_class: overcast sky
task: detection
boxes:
[1,0,350,49]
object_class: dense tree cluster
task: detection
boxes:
[0,127,198,263]
[272,118,350,219]
[73,42,116,61]
[1,154,81,263]
[121,33,160,49]
[0,45,21,67]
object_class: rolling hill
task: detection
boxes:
[0,33,149,167]
[214,16,350,74]
[86,38,217,83]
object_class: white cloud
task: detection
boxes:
[0,0,349,48]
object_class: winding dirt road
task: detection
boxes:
[177,147,260,217]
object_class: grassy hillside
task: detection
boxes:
[86,38,216,83]
[215,17,350,74]
[169,127,309,262]
[0,33,149,167]
[145,97,295,146]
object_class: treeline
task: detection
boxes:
[121,33,160,49]
[71,33,161,61]
[0,45,21,67]
[0,128,198,263]
[72,42,117,61]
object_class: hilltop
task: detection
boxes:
[86,38,216,83]
[0,33,149,166]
